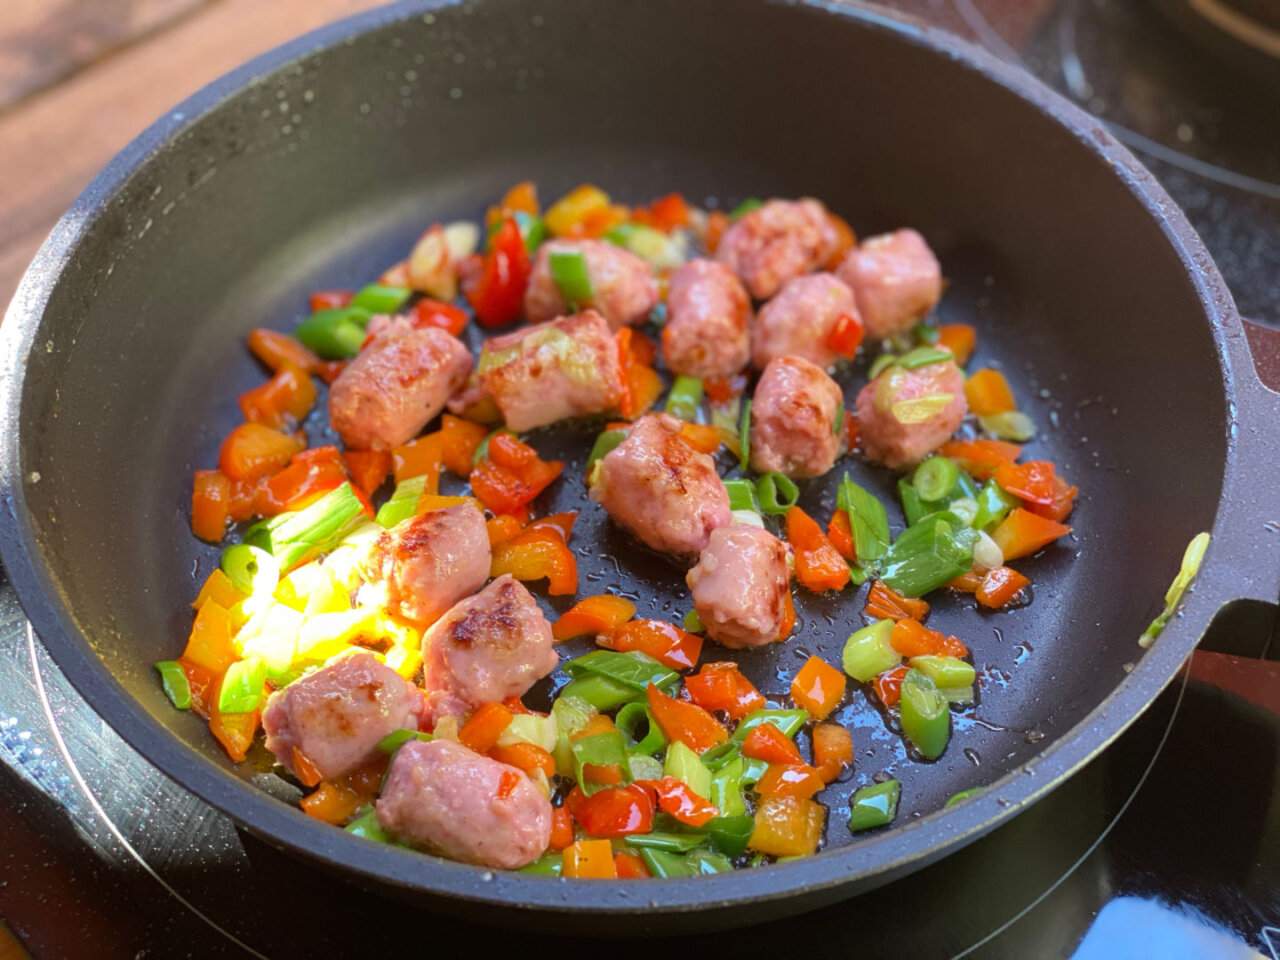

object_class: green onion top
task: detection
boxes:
[758,472,800,515]
[549,250,594,310]
[665,376,704,421]
[728,198,763,220]
[350,284,412,314]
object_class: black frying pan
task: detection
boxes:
[3,0,1280,934]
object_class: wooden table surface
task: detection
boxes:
[0,0,387,318]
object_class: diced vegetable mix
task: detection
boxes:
[169,179,1100,878]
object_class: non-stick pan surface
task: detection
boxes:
[4,0,1280,933]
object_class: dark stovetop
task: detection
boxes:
[3,1,1279,957]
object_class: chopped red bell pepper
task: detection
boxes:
[889,618,969,659]
[565,784,654,838]
[827,509,856,560]
[937,439,1022,482]
[255,446,349,516]
[553,594,637,641]
[991,508,1071,561]
[470,433,563,515]
[684,662,766,721]
[489,527,579,595]
[873,665,910,708]
[609,619,703,671]
[462,216,530,328]
[864,580,930,622]
[342,449,393,496]
[645,683,727,753]
[1025,474,1079,523]
[638,776,719,827]
[309,290,354,312]
[412,298,469,337]
[826,312,864,360]
[786,506,850,594]
[976,566,1031,608]
[994,460,1060,506]
[741,722,803,765]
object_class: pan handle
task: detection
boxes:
[1204,316,1280,606]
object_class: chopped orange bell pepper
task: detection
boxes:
[489,741,556,778]
[703,374,748,405]
[742,722,804,765]
[391,432,444,489]
[182,599,235,675]
[991,508,1071,561]
[614,852,651,878]
[946,569,985,593]
[890,618,969,659]
[616,328,664,421]
[755,764,826,800]
[470,434,564,516]
[937,439,1022,481]
[458,701,513,754]
[238,361,316,430]
[873,665,910,708]
[548,807,575,851]
[191,569,244,611]
[191,469,230,542]
[827,509,855,560]
[812,723,853,783]
[256,446,349,516]
[641,776,719,827]
[486,180,540,230]
[1026,474,1079,523]
[609,619,703,671]
[678,422,722,455]
[786,506,850,594]
[790,656,847,721]
[572,714,616,741]
[976,566,1031,608]
[646,683,727,753]
[824,213,857,270]
[552,594,637,641]
[684,662,766,721]
[524,511,577,543]
[218,423,305,483]
[748,795,825,858]
[291,747,323,788]
[207,672,261,763]
[439,414,489,477]
[937,324,977,366]
[778,587,796,642]
[343,449,392,496]
[545,184,611,237]
[704,210,730,254]
[486,514,524,547]
[865,581,930,622]
[300,759,386,824]
[490,527,579,595]
[563,839,619,878]
[247,327,321,375]
[315,360,347,385]
[632,192,691,232]
[994,460,1059,506]
[178,658,218,719]
[964,368,1017,416]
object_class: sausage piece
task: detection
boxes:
[262,650,424,781]
[463,310,624,432]
[749,356,844,479]
[589,413,732,558]
[750,273,858,372]
[662,259,751,379]
[328,317,473,451]
[687,526,791,649]
[376,739,552,869]
[855,355,967,468]
[420,575,558,723]
[524,239,658,330]
[835,229,943,340]
[358,502,491,625]
[715,199,840,300]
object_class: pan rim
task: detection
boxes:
[0,0,1252,916]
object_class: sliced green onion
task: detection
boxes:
[913,323,941,345]
[586,429,627,472]
[738,399,752,472]
[626,832,707,853]
[376,729,434,754]
[834,403,845,438]
[519,852,564,875]
[897,346,953,370]
[558,674,641,712]
[627,754,664,781]
[973,529,1003,570]
[723,479,759,513]
[350,284,411,314]
[492,210,547,253]
[880,516,973,598]
[295,306,370,359]
[838,474,891,565]
[955,469,981,502]
[949,497,979,527]
[979,411,1037,442]
[571,731,631,796]
[549,250,594,309]
[706,814,754,856]
[731,709,807,743]
[939,684,976,704]
[473,427,516,465]
[974,479,1020,531]
[848,779,901,832]
[345,807,395,844]
[900,669,951,760]
[245,482,367,572]
[912,456,960,502]
[728,198,762,220]
[849,564,869,586]
[666,375,704,421]
[563,650,679,691]
[663,740,712,799]
[155,661,191,709]
[946,788,980,807]
[220,544,279,596]
[700,742,742,772]
[710,758,747,818]
[683,609,705,634]
[644,847,732,877]
[375,475,426,528]
[758,472,799,515]
[739,756,769,787]
[615,702,667,756]
[899,478,926,528]
[606,223,688,269]
[218,657,267,714]
[909,656,976,688]
[1140,532,1211,648]
[868,352,898,380]
[841,620,900,682]
[891,393,955,424]
[551,695,596,776]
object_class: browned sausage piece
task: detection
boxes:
[686,525,791,649]
[715,198,840,300]
[749,355,844,479]
[855,354,967,468]
[524,239,658,329]
[662,259,751,379]
[835,229,943,340]
[750,273,858,371]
